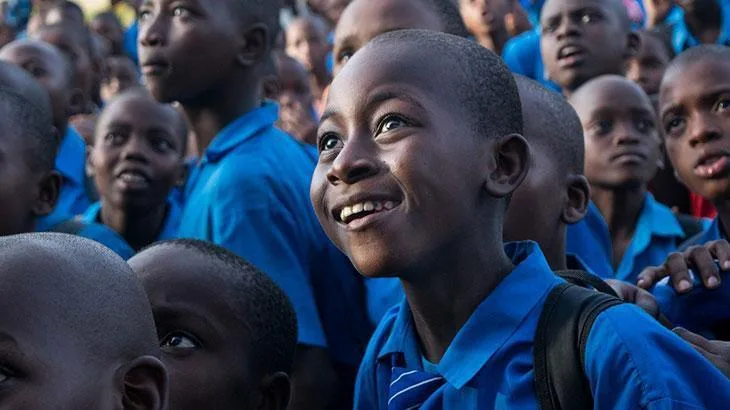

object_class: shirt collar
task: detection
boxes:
[672,2,730,53]
[378,241,562,389]
[55,126,86,186]
[639,193,685,238]
[203,102,279,163]
[82,198,180,239]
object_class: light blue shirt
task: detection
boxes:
[37,127,91,232]
[177,103,370,364]
[566,194,685,283]
[80,199,181,244]
[502,29,561,93]
[355,241,730,409]
[670,1,730,53]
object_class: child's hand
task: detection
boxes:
[606,279,661,318]
[674,327,730,378]
[637,240,730,292]
[279,100,318,146]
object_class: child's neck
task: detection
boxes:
[401,231,514,363]
[183,77,261,154]
[685,3,723,44]
[543,228,568,271]
[591,185,647,268]
[475,29,509,55]
[99,200,168,251]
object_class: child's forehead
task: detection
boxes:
[661,58,730,105]
[543,0,617,17]
[340,0,441,36]
[576,79,652,115]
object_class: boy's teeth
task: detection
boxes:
[339,200,398,222]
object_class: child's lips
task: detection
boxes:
[141,62,170,76]
[694,154,730,179]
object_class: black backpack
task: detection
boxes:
[533,270,624,410]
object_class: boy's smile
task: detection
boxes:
[312,37,497,279]
[661,57,730,201]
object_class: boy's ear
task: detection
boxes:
[33,170,61,217]
[119,356,168,410]
[561,174,590,225]
[237,23,269,67]
[67,87,86,117]
[484,134,530,198]
[256,372,291,410]
[624,30,641,60]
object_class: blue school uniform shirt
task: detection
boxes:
[502,29,561,92]
[124,21,139,64]
[355,241,730,409]
[682,215,726,248]
[80,199,181,243]
[177,102,370,364]
[566,194,684,283]
[654,271,730,339]
[37,127,91,232]
[39,212,134,260]
[670,1,730,53]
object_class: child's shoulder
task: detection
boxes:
[584,303,730,407]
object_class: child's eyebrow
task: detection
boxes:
[364,89,426,114]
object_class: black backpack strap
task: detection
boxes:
[534,282,624,410]
[49,218,87,235]
[675,213,704,242]
[555,269,619,298]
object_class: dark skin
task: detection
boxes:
[138,1,337,408]
[88,91,186,251]
[272,54,317,145]
[130,245,291,410]
[311,41,529,362]
[33,24,96,116]
[285,17,331,104]
[0,237,168,409]
[459,0,511,54]
[307,0,351,27]
[679,0,722,45]
[626,31,672,97]
[0,39,83,136]
[101,56,140,103]
[332,0,443,75]
[540,0,640,96]
[91,13,126,56]
[571,76,663,268]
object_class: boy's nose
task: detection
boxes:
[327,138,380,185]
[139,15,166,48]
[689,112,724,148]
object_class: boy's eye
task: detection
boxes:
[160,333,199,351]
[596,119,613,135]
[0,366,14,384]
[636,118,655,133]
[318,133,342,152]
[664,117,685,135]
[172,7,191,18]
[376,115,408,135]
[151,136,174,153]
[139,9,152,22]
[717,99,730,112]
[105,132,126,145]
[337,50,353,64]
[580,12,601,24]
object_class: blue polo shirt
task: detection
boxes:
[80,199,181,243]
[40,212,134,260]
[124,20,138,64]
[681,215,726,248]
[355,241,730,409]
[566,194,685,284]
[177,103,370,364]
[37,127,91,232]
[502,29,561,92]
[670,1,730,53]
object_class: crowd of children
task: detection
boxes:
[0,0,730,408]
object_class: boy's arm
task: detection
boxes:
[584,304,730,409]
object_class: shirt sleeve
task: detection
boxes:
[584,304,730,409]
[211,174,327,348]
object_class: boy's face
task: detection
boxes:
[101,56,139,103]
[0,41,71,132]
[540,0,635,93]
[285,19,329,73]
[626,33,670,97]
[332,0,442,75]
[90,94,184,211]
[311,42,497,278]
[138,0,242,104]
[460,0,509,37]
[660,57,730,202]
[35,26,93,104]
[0,256,114,408]
[277,57,314,111]
[573,77,661,189]
[130,246,257,410]
[91,17,125,54]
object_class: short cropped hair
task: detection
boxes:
[515,75,584,174]
[148,239,298,377]
[420,0,470,37]
[370,29,522,137]
[232,0,282,48]
[0,87,58,172]
[666,44,730,75]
